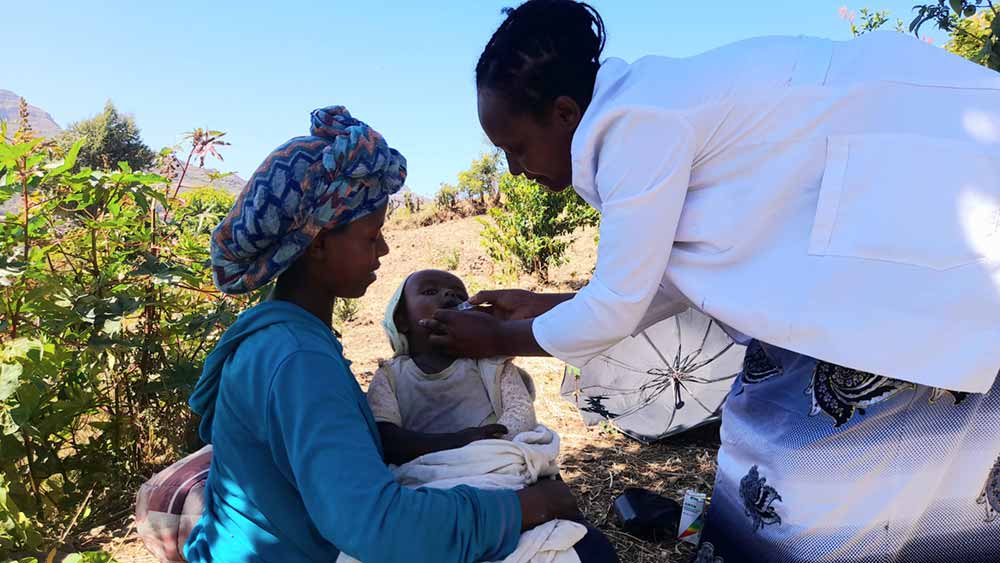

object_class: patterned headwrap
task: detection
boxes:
[210,106,406,294]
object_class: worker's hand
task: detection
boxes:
[468,289,564,320]
[516,479,583,531]
[420,309,504,358]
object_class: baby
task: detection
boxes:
[367,269,537,465]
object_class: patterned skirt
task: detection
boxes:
[697,341,1000,563]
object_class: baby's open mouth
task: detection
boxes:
[442,300,473,311]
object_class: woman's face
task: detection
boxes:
[312,204,390,299]
[477,88,580,192]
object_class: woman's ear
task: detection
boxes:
[553,95,582,129]
[304,231,327,259]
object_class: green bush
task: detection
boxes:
[56,101,156,172]
[334,298,360,325]
[178,187,237,235]
[0,130,257,555]
[434,184,459,211]
[434,248,461,271]
[479,174,598,281]
[947,9,997,69]
[457,151,502,208]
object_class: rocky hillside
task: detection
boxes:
[164,155,246,195]
[389,185,429,208]
[0,89,61,139]
[0,89,246,213]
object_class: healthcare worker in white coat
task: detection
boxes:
[423,1,1000,561]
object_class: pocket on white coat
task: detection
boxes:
[809,134,1000,271]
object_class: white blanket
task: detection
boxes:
[338,425,585,563]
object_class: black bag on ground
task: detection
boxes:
[612,487,682,542]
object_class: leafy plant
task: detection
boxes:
[402,191,421,213]
[4,552,119,563]
[479,174,597,281]
[434,248,461,271]
[840,2,1000,70]
[946,8,997,66]
[457,150,502,208]
[0,113,257,556]
[434,184,459,211]
[840,6,906,35]
[56,101,156,172]
[334,298,360,324]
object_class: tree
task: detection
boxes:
[57,100,156,171]
[479,173,594,281]
[946,9,997,66]
[403,190,421,212]
[563,187,601,231]
[912,1,1000,70]
[435,182,460,210]
[457,150,502,207]
[840,2,1000,70]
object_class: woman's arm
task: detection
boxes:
[422,316,547,358]
[419,291,574,358]
[270,351,519,562]
[377,422,507,466]
[469,290,576,320]
[268,351,578,562]
[530,110,696,366]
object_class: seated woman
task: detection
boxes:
[368,269,538,465]
[181,106,584,563]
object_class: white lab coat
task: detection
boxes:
[533,33,1000,393]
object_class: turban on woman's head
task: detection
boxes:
[210,106,406,294]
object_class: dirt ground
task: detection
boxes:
[95,215,721,563]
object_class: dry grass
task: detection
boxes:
[94,214,719,563]
[517,356,719,563]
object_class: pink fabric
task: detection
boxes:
[135,445,212,563]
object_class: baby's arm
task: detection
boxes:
[496,362,538,439]
[376,422,507,466]
[367,367,506,465]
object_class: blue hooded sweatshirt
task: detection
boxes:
[184,300,521,562]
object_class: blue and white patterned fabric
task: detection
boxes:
[210,106,406,294]
[698,341,1000,563]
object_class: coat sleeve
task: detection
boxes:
[533,109,697,366]
[266,351,521,563]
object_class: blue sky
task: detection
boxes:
[3,1,947,196]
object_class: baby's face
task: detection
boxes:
[401,269,469,333]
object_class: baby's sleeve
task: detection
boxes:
[496,362,537,439]
[366,366,403,427]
